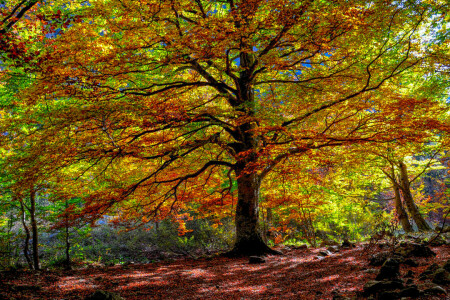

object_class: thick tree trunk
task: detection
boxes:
[224,50,281,257]
[398,161,431,231]
[29,188,40,270]
[226,171,281,256]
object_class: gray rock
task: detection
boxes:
[432,268,450,285]
[319,250,332,256]
[399,285,420,297]
[369,251,390,266]
[444,259,450,272]
[291,244,308,250]
[341,239,354,248]
[423,285,447,295]
[394,242,436,258]
[403,258,418,267]
[363,279,404,296]
[249,256,265,264]
[419,263,440,280]
[85,290,124,300]
[378,290,400,300]
[327,245,340,253]
[376,258,400,280]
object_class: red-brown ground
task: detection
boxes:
[1,244,448,300]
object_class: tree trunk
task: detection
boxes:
[64,199,71,270]
[226,171,280,256]
[29,188,40,270]
[19,200,33,270]
[398,161,431,231]
[389,169,413,232]
[224,49,280,257]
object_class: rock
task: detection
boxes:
[327,245,340,253]
[249,256,265,264]
[443,259,450,272]
[279,245,291,251]
[320,240,339,247]
[423,285,447,296]
[394,242,436,258]
[363,279,404,296]
[291,244,308,250]
[431,268,450,285]
[85,290,124,300]
[369,251,391,266]
[331,289,351,300]
[419,263,440,280]
[318,250,332,257]
[341,239,354,248]
[376,258,400,280]
[403,258,418,267]
[399,285,420,298]
[378,290,400,300]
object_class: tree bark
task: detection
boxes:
[64,199,71,270]
[224,49,281,256]
[19,199,33,270]
[29,187,40,270]
[389,167,413,232]
[226,171,281,256]
[398,160,431,231]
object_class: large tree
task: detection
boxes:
[2,0,448,255]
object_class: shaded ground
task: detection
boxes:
[1,244,448,299]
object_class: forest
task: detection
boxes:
[0,0,449,299]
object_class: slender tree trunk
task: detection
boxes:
[6,211,14,267]
[19,200,33,270]
[389,169,413,232]
[64,199,71,270]
[398,160,431,231]
[29,188,40,270]
[262,206,267,243]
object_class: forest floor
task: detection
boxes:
[0,243,448,300]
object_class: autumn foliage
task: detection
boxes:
[0,0,448,260]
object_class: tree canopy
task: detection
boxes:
[0,0,448,256]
